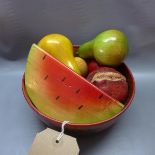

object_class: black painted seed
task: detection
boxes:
[42,55,46,60]
[76,89,80,94]
[56,96,60,100]
[98,94,103,99]
[44,75,48,80]
[78,105,83,110]
[61,77,66,82]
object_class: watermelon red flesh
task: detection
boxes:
[25,44,124,124]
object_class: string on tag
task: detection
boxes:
[56,121,69,143]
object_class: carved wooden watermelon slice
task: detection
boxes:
[25,44,124,124]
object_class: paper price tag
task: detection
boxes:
[29,128,79,155]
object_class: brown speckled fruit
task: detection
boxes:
[87,67,128,102]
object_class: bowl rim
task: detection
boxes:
[22,61,135,128]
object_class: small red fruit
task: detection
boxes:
[87,60,100,73]
[87,67,128,102]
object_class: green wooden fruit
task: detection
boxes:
[78,29,128,66]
